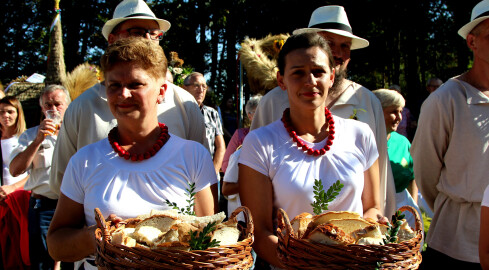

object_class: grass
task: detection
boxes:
[421,211,432,252]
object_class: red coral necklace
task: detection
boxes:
[281,108,335,156]
[108,122,170,161]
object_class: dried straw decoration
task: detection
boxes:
[239,34,289,94]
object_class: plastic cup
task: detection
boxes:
[45,110,61,134]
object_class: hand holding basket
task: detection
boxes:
[94,206,254,269]
[276,206,423,270]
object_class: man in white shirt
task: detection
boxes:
[10,84,70,270]
[250,5,395,217]
[49,0,208,195]
[412,1,489,268]
[183,72,225,175]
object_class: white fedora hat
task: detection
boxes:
[458,0,489,39]
[293,6,369,50]
[102,0,171,40]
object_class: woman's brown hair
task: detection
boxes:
[0,96,26,136]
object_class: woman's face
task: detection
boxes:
[277,46,334,111]
[105,62,165,125]
[383,105,403,134]
[0,104,18,129]
[247,110,256,122]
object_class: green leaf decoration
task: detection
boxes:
[189,221,221,250]
[383,210,406,244]
[310,179,344,215]
[349,108,367,120]
[165,183,196,216]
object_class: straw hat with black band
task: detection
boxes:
[458,0,489,39]
[102,0,171,41]
[293,5,369,50]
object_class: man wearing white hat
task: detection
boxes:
[411,0,489,268]
[50,0,208,195]
[250,5,396,218]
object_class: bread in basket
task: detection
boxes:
[94,206,254,269]
[277,206,423,269]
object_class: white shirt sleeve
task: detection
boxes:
[238,131,270,177]
[223,149,241,184]
[482,185,489,207]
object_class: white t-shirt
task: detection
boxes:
[223,148,243,221]
[2,136,28,186]
[483,185,489,207]
[61,134,218,227]
[239,117,378,219]
[51,82,209,198]
[10,126,58,198]
[251,83,395,217]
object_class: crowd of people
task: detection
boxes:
[0,0,488,269]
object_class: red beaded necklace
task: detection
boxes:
[281,108,335,156]
[108,122,170,161]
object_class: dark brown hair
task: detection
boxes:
[277,32,335,75]
[100,37,167,80]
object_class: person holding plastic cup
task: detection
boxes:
[9,84,71,270]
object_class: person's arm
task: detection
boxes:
[407,180,418,204]
[47,193,95,262]
[370,96,395,218]
[213,135,226,174]
[221,130,240,173]
[0,175,29,201]
[222,182,239,197]
[239,164,285,268]
[480,206,489,270]
[362,160,386,223]
[411,94,447,211]
[10,120,56,176]
[194,183,219,216]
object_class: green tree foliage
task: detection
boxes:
[0,0,479,115]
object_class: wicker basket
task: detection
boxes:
[94,206,254,269]
[276,206,423,269]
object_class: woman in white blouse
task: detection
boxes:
[0,96,28,200]
[47,38,218,269]
[238,33,385,268]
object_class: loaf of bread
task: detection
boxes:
[397,219,416,242]
[111,227,137,247]
[133,215,181,246]
[211,225,241,246]
[356,236,384,245]
[310,211,361,228]
[148,209,226,227]
[290,210,395,246]
[307,224,356,245]
[326,218,382,239]
[290,212,313,239]
[108,210,240,251]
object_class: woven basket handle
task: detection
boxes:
[276,208,293,246]
[229,206,254,236]
[397,205,422,232]
[94,208,111,242]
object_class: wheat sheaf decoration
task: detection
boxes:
[239,33,289,94]
[65,62,103,101]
